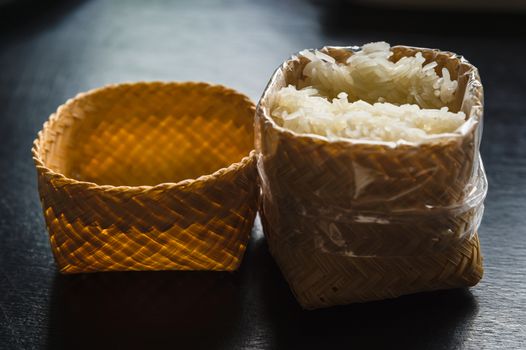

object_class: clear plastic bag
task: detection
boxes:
[256,45,486,258]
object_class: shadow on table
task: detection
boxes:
[46,227,480,350]
[250,236,480,350]
[312,0,526,37]
[46,269,243,350]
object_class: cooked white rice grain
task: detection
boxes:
[270,42,466,142]
[297,42,458,109]
[271,86,466,142]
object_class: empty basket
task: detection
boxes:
[33,82,258,273]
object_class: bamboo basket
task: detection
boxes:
[33,82,259,273]
[256,46,487,309]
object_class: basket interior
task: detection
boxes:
[39,83,255,186]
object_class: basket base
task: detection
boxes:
[261,212,483,310]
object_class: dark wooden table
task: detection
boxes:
[1,0,525,349]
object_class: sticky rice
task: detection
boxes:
[271,42,466,142]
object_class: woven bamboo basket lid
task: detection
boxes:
[33,81,259,273]
[256,45,487,309]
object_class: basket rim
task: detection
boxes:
[32,80,256,193]
[257,44,484,149]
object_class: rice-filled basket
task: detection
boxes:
[33,82,258,273]
[256,44,487,309]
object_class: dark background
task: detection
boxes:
[1,0,525,349]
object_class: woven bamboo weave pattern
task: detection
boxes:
[260,213,483,309]
[33,82,258,273]
[256,46,486,309]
